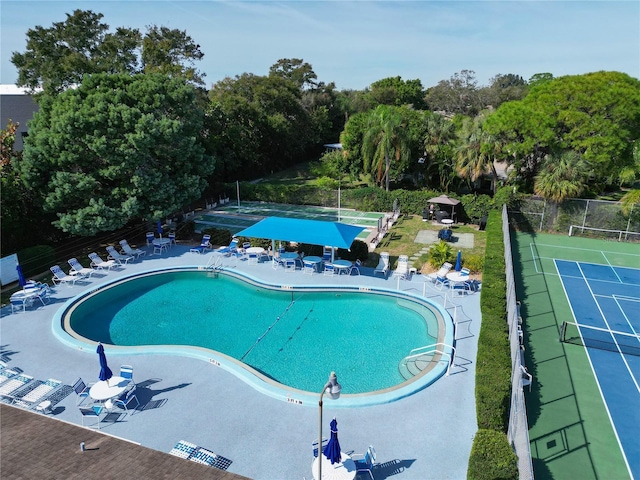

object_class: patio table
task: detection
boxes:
[302,256,323,272]
[312,452,356,480]
[152,238,171,255]
[332,260,352,275]
[89,376,129,401]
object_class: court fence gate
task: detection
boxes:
[503,205,535,480]
[508,196,639,242]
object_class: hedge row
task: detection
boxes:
[467,209,518,480]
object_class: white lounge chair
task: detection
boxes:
[119,240,146,259]
[214,237,237,256]
[392,255,409,280]
[50,265,78,286]
[374,252,389,277]
[106,246,133,265]
[13,378,62,409]
[190,234,213,254]
[88,252,117,270]
[68,258,95,278]
[0,373,33,397]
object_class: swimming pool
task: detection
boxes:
[54,268,454,407]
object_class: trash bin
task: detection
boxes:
[479,215,488,231]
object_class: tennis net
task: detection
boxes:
[560,321,640,356]
[568,225,640,243]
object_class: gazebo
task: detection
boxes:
[428,195,461,222]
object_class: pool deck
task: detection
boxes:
[0,245,481,480]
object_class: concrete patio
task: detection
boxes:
[0,245,481,479]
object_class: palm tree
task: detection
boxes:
[534,151,592,202]
[456,113,500,193]
[422,113,456,190]
[361,105,411,191]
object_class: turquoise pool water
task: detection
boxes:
[66,271,441,394]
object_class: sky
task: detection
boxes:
[1,0,639,91]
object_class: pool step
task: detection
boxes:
[399,353,436,380]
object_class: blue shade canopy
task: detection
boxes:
[235,217,365,249]
[323,417,342,465]
[157,220,164,236]
[455,250,462,271]
[97,343,113,382]
[16,265,26,287]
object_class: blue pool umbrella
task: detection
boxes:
[323,417,342,465]
[157,220,163,238]
[455,250,462,271]
[97,343,113,382]
[16,264,26,287]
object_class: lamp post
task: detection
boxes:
[318,372,341,480]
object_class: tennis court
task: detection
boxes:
[193,201,386,240]
[516,233,640,479]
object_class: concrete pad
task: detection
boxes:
[415,230,475,248]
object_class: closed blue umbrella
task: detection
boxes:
[455,250,462,271]
[323,417,342,465]
[97,343,113,382]
[157,220,164,238]
[16,264,26,287]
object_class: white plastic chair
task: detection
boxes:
[348,259,361,276]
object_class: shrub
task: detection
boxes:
[467,429,519,480]
[17,245,56,277]
[201,227,232,247]
[428,240,453,267]
[461,253,485,274]
[337,239,368,262]
[474,210,512,431]
[460,194,494,224]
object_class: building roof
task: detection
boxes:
[0,404,250,480]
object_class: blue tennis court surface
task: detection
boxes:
[557,259,640,479]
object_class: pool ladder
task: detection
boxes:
[399,342,456,379]
[205,254,223,272]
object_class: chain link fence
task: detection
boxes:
[508,197,639,242]
[503,206,534,480]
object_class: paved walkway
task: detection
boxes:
[0,245,481,479]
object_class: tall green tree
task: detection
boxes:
[485,71,640,193]
[12,9,206,94]
[17,73,215,235]
[479,73,528,108]
[425,70,484,116]
[11,10,140,94]
[456,112,501,193]
[268,58,318,89]
[209,73,311,180]
[1,120,54,251]
[141,25,205,85]
[361,105,412,191]
[368,76,426,109]
[420,112,457,190]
